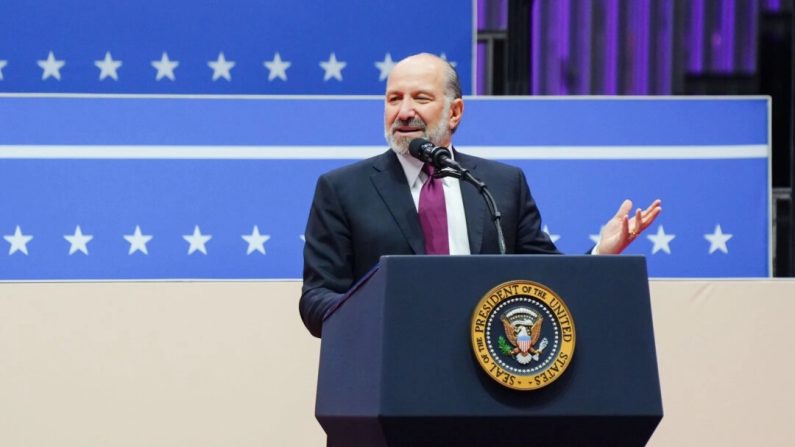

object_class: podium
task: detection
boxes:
[315,255,663,447]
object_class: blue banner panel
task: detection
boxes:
[0,96,770,279]
[0,96,768,146]
[0,0,473,94]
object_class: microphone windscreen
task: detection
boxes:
[409,138,434,161]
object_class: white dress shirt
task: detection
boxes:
[395,151,471,255]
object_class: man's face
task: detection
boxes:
[383,56,455,155]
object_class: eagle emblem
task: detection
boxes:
[471,280,576,390]
[499,307,548,365]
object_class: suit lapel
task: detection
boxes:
[370,151,425,254]
[456,152,486,254]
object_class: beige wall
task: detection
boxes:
[648,280,795,447]
[0,280,793,446]
[0,282,324,446]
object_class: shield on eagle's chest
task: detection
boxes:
[517,332,531,354]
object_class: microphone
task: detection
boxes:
[408,138,464,172]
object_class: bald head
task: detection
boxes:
[389,53,462,103]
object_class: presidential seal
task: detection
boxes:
[470,280,576,391]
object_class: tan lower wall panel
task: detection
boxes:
[647,280,795,447]
[0,281,323,447]
[1,280,794,446]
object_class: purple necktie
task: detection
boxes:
[418,164,449,254]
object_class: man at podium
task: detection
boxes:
[299,53,661,337]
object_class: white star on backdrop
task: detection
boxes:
[542,225,561,244]
[38,51,65,80]
[152,52,179,81]
[124,225,153,255]
[242,226,270,255]
[375,53,396,81]
[320,52,346,81]
[208,52,235,81]
[64,225,93,255]
[4,225,33,255]
[0,60,7,80]
[183,225,212,255]
[264,52,291,81]
[299,234,305,242]
[589,226,603,245]
[440,53,457,68]
[704,224,733,254]
[94,51,122,81]
[647,225,675,254]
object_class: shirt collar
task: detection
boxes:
[396,150,424,186]
[394,145,455,186]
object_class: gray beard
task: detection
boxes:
[385,116,451,156]
[386,133,412,155]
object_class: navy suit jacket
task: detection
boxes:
[299,149,560,337]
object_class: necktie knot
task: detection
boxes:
[422,163,435,178]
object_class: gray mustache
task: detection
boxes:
[392,118,426,130]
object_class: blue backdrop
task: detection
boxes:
[0,0,474,94]
[0,96,770,279]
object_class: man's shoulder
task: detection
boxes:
[319,149,395,182]
[456,151,523,175]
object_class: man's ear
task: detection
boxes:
[448,98,464,132]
